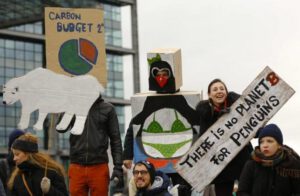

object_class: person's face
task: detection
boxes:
[208,82,228,107]
[154,69,170,88]
[156,70,169,79]
[259,136,281,157]
[12,149,29,165]
[133,164,151,189]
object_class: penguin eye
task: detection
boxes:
[151,67,160,78]
[151,68,171,78]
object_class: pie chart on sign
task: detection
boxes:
[58,38,98,75]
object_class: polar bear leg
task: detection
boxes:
[33,112,47,131]
[70,116,87,135]
[18,110,31,130]
[56,113,74,130]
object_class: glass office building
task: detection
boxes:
[0,0,139,161]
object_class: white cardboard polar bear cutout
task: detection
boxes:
[2,67,104,135]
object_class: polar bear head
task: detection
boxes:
[2,78,21,105]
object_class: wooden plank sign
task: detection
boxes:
[175,66,295,192]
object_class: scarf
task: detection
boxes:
[209,98,230,118]
[252,145,300,178]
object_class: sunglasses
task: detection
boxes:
[133,170,148,176]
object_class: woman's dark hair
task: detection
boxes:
[207,78,228,94]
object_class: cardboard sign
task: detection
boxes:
[45,7,107,87]
[175,66,295,192]
[147,48,182,93]
[131,91,200,173]
[2,68,103,135]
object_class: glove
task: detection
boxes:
[40,177,51,194]
[110,166,124,193]
[123,160,133,169]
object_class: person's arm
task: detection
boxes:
[237,160,254,196]
[106,104,124,191]
[123,122,134,169]
[107,104,123,169]
[227,91,240,102]
[195,100,211,137]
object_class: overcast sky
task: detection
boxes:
[135,0,300,153]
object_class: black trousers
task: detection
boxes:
[215,181,234,196]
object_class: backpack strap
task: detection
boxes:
[22,173,33,196]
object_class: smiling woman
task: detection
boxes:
[196,78,253,196]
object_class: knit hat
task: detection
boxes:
[258,124,283,145]
[8,129,25,150]
[11,139,38,153]
[134,160,156,184]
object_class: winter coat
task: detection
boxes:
[237,146,300,196]
[0,159,10,195]
[0,179,5,196]
[135,171,172,196]
[10,161,68,196]
[69,96,123,167]
[196,91,253,183]
[0,153,17,196]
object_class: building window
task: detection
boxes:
[9,21,43,34]
[104,4,122,47]
[115,105,125,137]
[0,37,43,148]
[104,54,124,99]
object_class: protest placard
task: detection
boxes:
[175,66,295,192]
[45,7,107,86]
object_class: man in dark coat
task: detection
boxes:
[68,95,124,196]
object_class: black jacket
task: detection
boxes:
[0,153,16,196]
[11,161,68,196]
[0,179,5,196]
[237,158,300,196]
[196,91,253,183]
[70,96,123,167]
[0,158,10,194]
[122,122,134,160]
[136,171,172,196]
